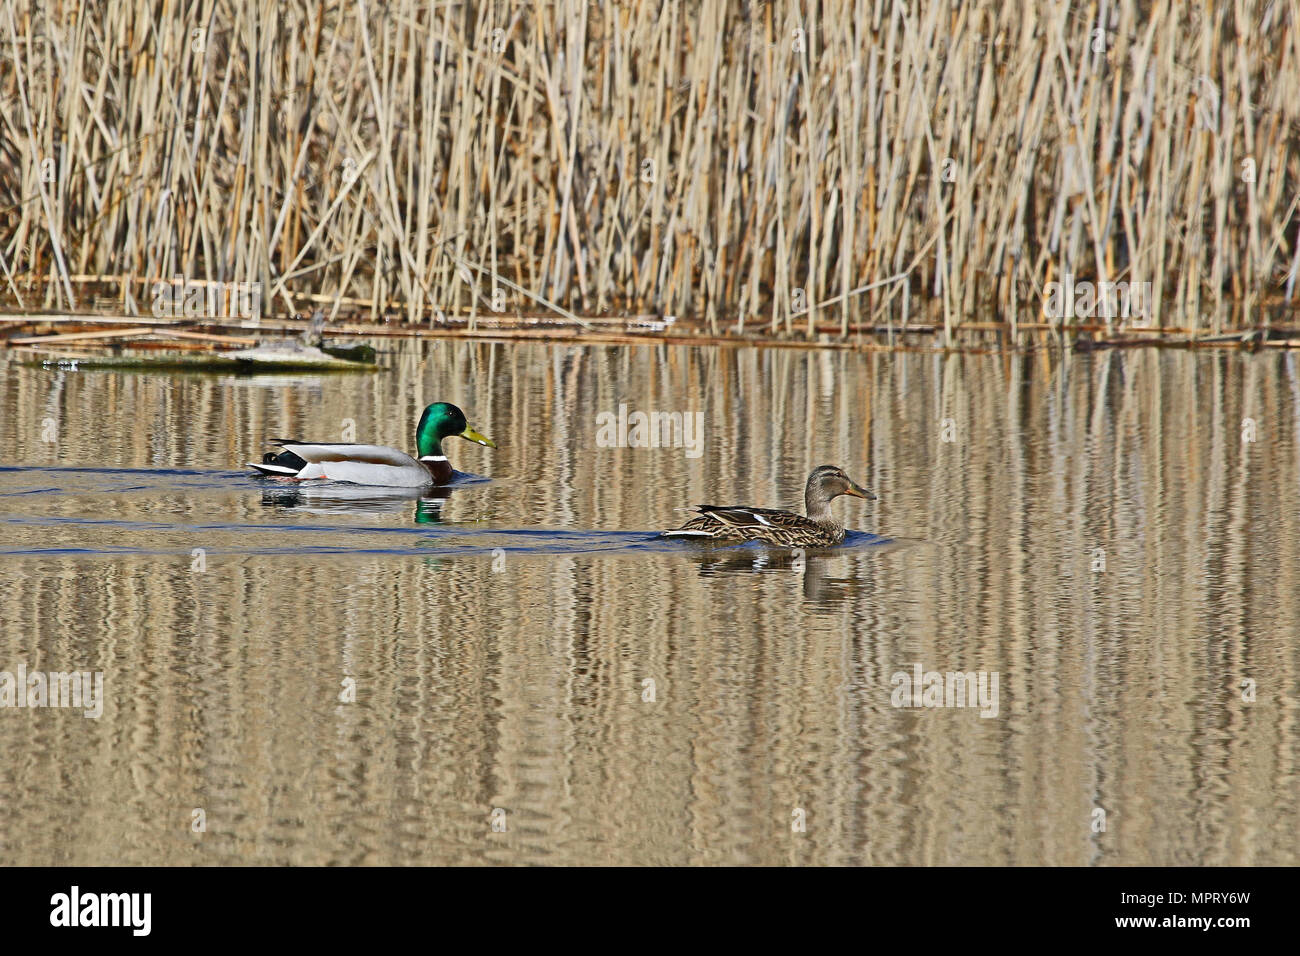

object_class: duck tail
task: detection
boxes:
[247,448,309,477]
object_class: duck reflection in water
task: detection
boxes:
[259,482,455,524]
[685,536,894,608]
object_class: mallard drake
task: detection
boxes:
[247,402,495,487]
[663,465,875,547]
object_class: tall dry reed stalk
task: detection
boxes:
[0,1,1297,340]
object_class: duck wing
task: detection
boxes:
[663,505,828,544]
[271,442,415,466]
[695,504,811,532]
[661,511,729,537]
[259,442,430,487]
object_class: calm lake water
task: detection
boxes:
[0,339,1297,865]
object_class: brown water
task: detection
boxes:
[0,340,1296,865]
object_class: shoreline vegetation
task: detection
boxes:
[1,1,1298,350]
[8,311,1300,360]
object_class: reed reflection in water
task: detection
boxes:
[0,340,1296,865]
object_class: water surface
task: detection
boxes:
[0,341,1296,865]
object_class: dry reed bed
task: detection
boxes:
[1,0,1298,342]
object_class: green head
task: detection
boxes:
[415,402,496,458]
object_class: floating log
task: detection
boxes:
[153,329,259,346]
[16,349,379,372]
[230,341,378,368]
[8,326,159,345]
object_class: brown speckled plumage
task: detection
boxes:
[664,465,876,547]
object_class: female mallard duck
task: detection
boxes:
[247,402,495,487]
[663,465,875,547]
